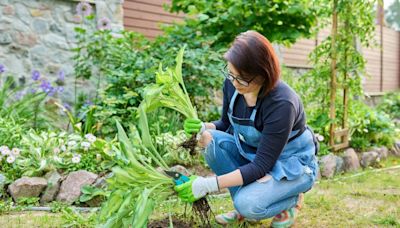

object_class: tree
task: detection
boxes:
[385,0,400,30]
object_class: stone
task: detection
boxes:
[0,0,9,6]
[40,171,62,204]
[56,170,97,205]
[319,154,337,178]
[8,177,47,201]
[360,151,380,168]
[85,173,111,207]
[342,148,360,172]
[0,33,12,45]
[32,19,49,34]
[49,23,63,35]
[12,19,30,32]
[15,3,31,25]
[3,5,14,15]
[64,11,82,24]
[15,32,38,47]
[335,156,344,174]
[30,9,44,17]
[42,34,69,50]
[8,44,29,58]
[390,141,400,157]
[375,146,389,160]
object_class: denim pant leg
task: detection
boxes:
[203,130,249,196]
[233,168,316,220]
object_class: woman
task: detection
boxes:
[175,31,319,227]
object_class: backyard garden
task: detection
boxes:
[0,0,399,227]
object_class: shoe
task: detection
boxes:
[215,210,244,225]
[296,193,304,210]
[270,207,297,228]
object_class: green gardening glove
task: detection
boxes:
[184,118,205,136]
[174,175,219,203]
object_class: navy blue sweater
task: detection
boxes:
[212,79,306,185]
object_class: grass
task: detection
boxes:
[0,156,399,227]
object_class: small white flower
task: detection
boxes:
[317,135,324,142]
[84,134,96,143]
[53,147,60,154]
[0,145,9,152]
[1,147,10,156]
[61,145,67,151]
[6,156,15,163]
[81,141,91,151]
[67,141,77,147]
[11,148,20,156]
[71,154,81,163]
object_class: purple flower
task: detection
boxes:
[97,17,111,30]
[15,91,25,100]
[32,70,40,81]
[0,64,5,73]
[58,71,65,81]
[29,88,37,94]
[63,103,72,111]
[57,86,64,93]
[76,1,92,16]
[84,99,93,106]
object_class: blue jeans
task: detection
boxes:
[204,130,316,220]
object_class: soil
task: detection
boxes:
[179,134,198,155]
[148,218,192,228]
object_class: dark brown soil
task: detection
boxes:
[148,218,192,228]
[179,134,198,155]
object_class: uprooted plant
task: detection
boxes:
[140,47,199,155]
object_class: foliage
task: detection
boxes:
[98,121,174,227]
[348,100,397,150]
[376,91,400,119]
[16,197,40,207]
[61,207,97,228]
[385,0,400,31]
[79,185,109,203]
[168,0,322,48]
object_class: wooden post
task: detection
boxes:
[329,0,338,147]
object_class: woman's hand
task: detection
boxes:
[184,118,205,136]
[174,175,219,203]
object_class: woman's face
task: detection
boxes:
[227,62,262,95]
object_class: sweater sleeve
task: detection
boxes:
[212,80,231,131]
[238,101,296,185]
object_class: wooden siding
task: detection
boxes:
[123,1,400,93]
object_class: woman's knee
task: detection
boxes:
[198,130,213,148]
[233,194,264,220]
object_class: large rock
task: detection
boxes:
[40,170,62,204]
[375,146,389,160]
[56,170,97,205]
[360,151,380,168]
[342,148,360,172]
[319,154,337,178]
[391,141,400,157]
[8,177,47,201]
[335,156,344,174]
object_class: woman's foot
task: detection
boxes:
[215,210,244,225]
[271,193,303,228]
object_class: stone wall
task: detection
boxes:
[0,0,123,103]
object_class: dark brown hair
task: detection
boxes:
[224,30,280,97]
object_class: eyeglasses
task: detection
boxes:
[221,65,256,87]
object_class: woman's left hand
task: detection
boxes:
[174,175,219,203]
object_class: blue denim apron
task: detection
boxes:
[227,91,318,181]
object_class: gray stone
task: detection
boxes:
[319,154,337,178]
[32,19,49,34]
[375,146,389,159]
[0,18,12,31]
[12,19,30,32]
[40,171,62,204]
[0,33,12,44]
[64,11,81,24]
[390,141,400,157]
[342,148,360,172]
[42,34,69,50]
[360,151,380,168]
[15,3,31,25]
[2,5,14,15]
[14,32,38,47]
[8,44,29,58]
[8,177,47,201]
[0,0,9,6]
[56,170,97,205]
[335,156,344,174]
[49,23,63,35]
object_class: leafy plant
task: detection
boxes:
[79,185,109,203]
[376,92,400,119]
[98,121,174,227]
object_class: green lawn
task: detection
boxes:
[1,156,399,227]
